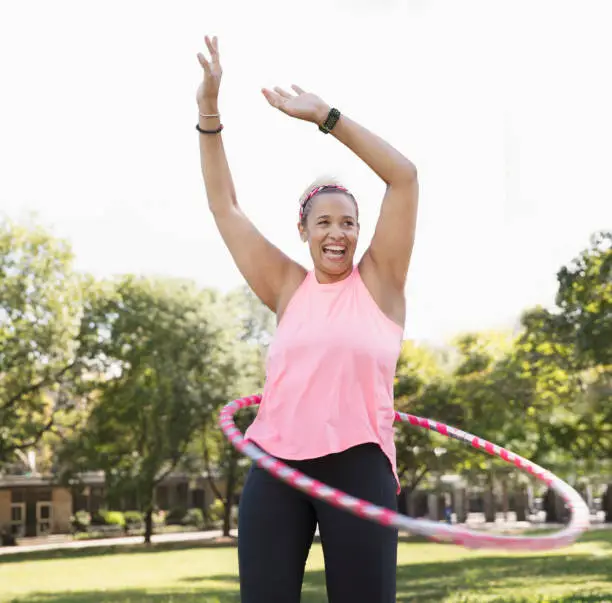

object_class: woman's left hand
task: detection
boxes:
[262,85,329,124]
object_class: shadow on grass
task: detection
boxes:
[6,590,240,603]
[1,527,610,565]
[9,591,611,603]
[576,529,612,547]
[0,537,241,564]
[9,553,612,603]
[391,553,612,602]
[0,533,426,564]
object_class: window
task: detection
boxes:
[10,503,25,537]
[11,489,25,503]
[37,502,53,536]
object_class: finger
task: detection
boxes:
[197,53,211,73]
[205,35,217,57]
[213,35,219,52]
[262,88,285,109]
[273,86,293,99]
[261,88,278,106]
[291,84,306,95]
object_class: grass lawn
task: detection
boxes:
[1,530,611,602]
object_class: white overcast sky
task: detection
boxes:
[1,0,610,344]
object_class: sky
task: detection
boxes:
[1,0,610,344]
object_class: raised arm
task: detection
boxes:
[196,37,303,313]
[262,85,418,292]
[320,111,418,290]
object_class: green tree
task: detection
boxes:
[0,219,84,467]
[58,276,231,544]
[201,286,275,537]
[445,332,517,521]
[515,233,612,519]
[393,341,462,514]
[555,230,611,369]
[497,235,609,520]
[549,232,612,461]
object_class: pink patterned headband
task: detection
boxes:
[299,184,356,222]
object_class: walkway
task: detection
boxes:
[0,528,238,556]
[2,515,608,557]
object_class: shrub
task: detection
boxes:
[91,510,125,528]
[0,529,17,546]
[123,510,144,531]
[183,508,204,528]
[90,511,104,526]
[208,499,225,524]
[165,507,187,526]
[163,507,205,528]
[70,510,91,532]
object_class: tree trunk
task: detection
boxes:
[484,489,495,523]
[585,484,594,512]
[483,468,496,523]
[556,492,570,524]
[222,500,232,537]
[407,490,417,517]
[604,484,612,523]
[454,488,468,523]
[514,487,527,522]
[501,478,509,521]
[544,487,559,523]
[222,449,238,537]
[144,506,154,545]
[437,493,446,521]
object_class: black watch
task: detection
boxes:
[318,108,341,134]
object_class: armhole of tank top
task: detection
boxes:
[276,270,310,327]
[354,265,404,336]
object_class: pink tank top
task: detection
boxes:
[244,265,403,492]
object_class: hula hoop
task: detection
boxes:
[219,395,590,550]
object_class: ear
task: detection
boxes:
[298,222,308,242]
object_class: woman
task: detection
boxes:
[197,35,418,603]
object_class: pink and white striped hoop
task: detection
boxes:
[219,395,590,550]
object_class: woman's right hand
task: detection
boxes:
[196,35,222,109]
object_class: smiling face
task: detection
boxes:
[299,192,360,283]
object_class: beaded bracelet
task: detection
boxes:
[196,124,224,134]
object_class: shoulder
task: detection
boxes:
[276,262,309,322]
[357,253,406,329]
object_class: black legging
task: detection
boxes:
[238,442,398,603]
